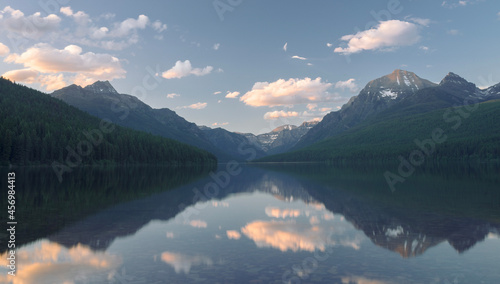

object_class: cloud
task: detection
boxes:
[213,91,222,95]
[498,11,500,20]
[240,77,338,107]
[334,20,421,55]
[283,42,288,52]
[152,20,167,32]
[213,43,220,50]
[178,102,208,110]
[326,43,333,47]
[3,43,125,90]
[161,252,212,274]
[166,93,180,99]
[226,230,241,240]
[447,29,460,35]
[335,78,359,93]
[59,6,160,50]
[0,6,61,39]
[442,0,481,8]
[189,220,207,228]
[2,68,38,83]
[225,91,240,98]
[306,103,317,111]
[162,60,213,79]
[406,17,432,27]
[212,122,229,127]
[263,110,299,120]
[0,42,10,56]
[292,55,307,60]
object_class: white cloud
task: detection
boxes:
[178,102,208,110]
[292,55,307,60]
[498,11,500,19]
[213,91,222,95]
[326,43,333,47]
[108,15,149,37]
[307,63,313,66]
[263,110,299,120]
[3,43,125,90]
[226,230,241,240]
[0,42,9,56]
[442,0,481,8]
[335,78,359,93]
[0,6,61,39]
[419,46,430,52]
[334,20,421,55]
[406,17,432,27]
[283,42,288,52]
[225,91,240,98]
[152,20,167,32]
[213,43,220,50]
[166,93,180,99]
[447,29,460,35]
[162,60,213,79]
[240,77,338,107]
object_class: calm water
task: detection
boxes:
[1,164,499,284]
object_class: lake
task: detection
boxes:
[1,163,499,283]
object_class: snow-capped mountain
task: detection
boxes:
[295,70,437,148]
[242,121,319,155]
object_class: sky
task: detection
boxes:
[0,0,499,134]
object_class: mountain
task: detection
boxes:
[199,126,267,160]
[241,120,319,155]
[0,77,217,167]
[295,70,437,148]
[51,81,249,161]
[259,71,500,163]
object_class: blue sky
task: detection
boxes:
[0,0,499,134]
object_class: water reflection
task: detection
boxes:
[0,240,121,284]
[161,252,213,274]
[2,164,499,283]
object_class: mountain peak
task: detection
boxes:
[361,69,437,99]
[84,80,118,94]
[439,72,477,92]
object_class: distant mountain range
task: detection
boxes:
[51,81,318,161]
[261,69,500,163]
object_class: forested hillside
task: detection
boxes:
[0,78,217,166]
[258,100,500,163]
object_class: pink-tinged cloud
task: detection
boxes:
[226,230,241,240]
[178,102,207,110]
[241,77,338,107]
[162,60,213,79]
[225,91,240,98]
[0,42,9,56]
[3,43,125,90]
[263,110,299,120]
[334,20,421,54]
